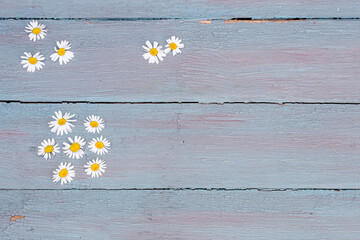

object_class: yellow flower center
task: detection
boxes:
[32,27,41,34]
[149,48,158,56]
[91,163,100,171]
[59,169,68,178]
[58,48,66,56]
[70,143,80,152]
[44,145,53,153]
[58,118,66,125]
[90,121,99,128]
[95,142,104,149]
[169,42,177,50]
[28,57,37,64]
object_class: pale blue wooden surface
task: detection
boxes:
[1,1,360,239]
[1,0,359,18]
[1,190,360,239]
[1,20,360,102]
[1,103,360,189]
[0,20,360,102]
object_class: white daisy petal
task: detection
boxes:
[48,110,77,136]
[145,41,152,49]
[164,48,171,54]
[63,136,86,159]
[53,162,75,185]
[142,40,167,64]
[37,138,60,160]
[84,115,105,133]
[28,65,36,72]
[20,52,45,72]
[164,36,184,56]
[88,136,111,155]
[24,21,47,42]
[143,52,151,60]
[84,158,107,178]
[51,40,74,65]
[142,45,150,51]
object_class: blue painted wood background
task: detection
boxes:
[1,1,360,239]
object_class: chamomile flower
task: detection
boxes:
[164,36,184,56]
[52,162,75,185]
[84,115,105,133]
[63,136,86,159]
[20,52,45,72]
[48,110,77,136]
[50,40,74,65]
[88,136,111,155]
[24,20,47,42]
[142,41,166,64]
[84,158,106,178]
[37,138,60,160]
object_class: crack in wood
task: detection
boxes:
[1,101,360,105]
[0,17,359,21]
[0,188,358,191]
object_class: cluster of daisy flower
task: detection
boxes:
[143,36,184,64]
[21,21,74,72]
[37,111,110,185]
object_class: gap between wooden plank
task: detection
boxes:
[1,101,360,105]
[0,188,359,191]
[1,17,360,21]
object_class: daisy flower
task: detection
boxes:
[142,41,166,64]
[20,52,45,72]
[37,138,60,160]
[164,36,184,56]
[88,136,111,155]
[24,20,47,42]
[48,110,77,136]
[50,40,74,65]
[84,158,106,178]
[63,136,86,159]
[53,162,75,185]
[84,115,105,133]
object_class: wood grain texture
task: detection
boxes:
[1,20,360,102]
[1,0,360,18]
[1,103,360,189]
[2,0,359,237]
[1,190,360,239]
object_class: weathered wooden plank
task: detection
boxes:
[1,103,360,189]
[1,20,360,102]
[1,190,360,239]
[0,0,359,18]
